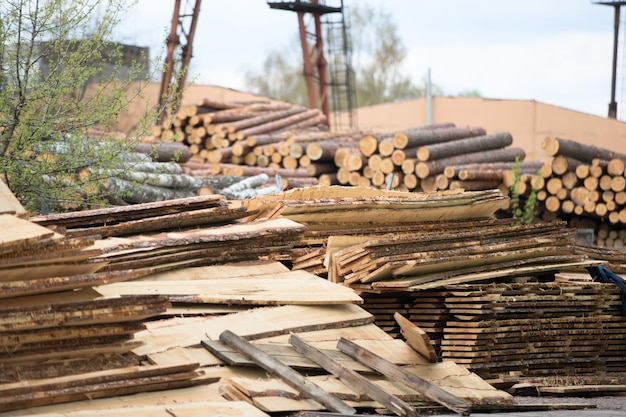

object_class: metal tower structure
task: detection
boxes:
[158,0,202,123]
[596,1,626,119]
[267,1,357,129]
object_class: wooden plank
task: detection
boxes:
[394,313,437,363]
[136,260,290,281]
[289,334,419,417]
[30,194,226,228]
[132,304,374,356]
[0,401,270,417]
[0,214,55,250]
[65,206,250,238]
[0,262,108,283]
[337,337,472,416]
[0,270,150,299]
[94,270,362,306]
[147,346,224,367]
[0,364,206,412]
[219,330,357,414]
[0,179,27,218]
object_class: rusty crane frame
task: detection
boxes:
[268,1,355,128]
[158,0,202,123]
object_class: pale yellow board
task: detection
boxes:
[2,385,227,416]
[95,270,363,305]
[137,260,290,281]
[0,214,55,249]
[147,346,224,367]
[284,202,507,225]
[2,401,269,417]
[403,361,516,404]
[256,322,393,344]
[133,303,374,356]
[0,179,27,217]
[307,339,429,366]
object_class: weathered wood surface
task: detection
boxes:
[0,364,207,412]
[132,303,374,356]
[95,269,362,306]
[219,330,357,415]
[337,337,472,416]
[289,334,419,417]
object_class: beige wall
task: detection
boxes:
[352,97,626,163]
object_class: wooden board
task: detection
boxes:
[0,179,27,218]
[0,364,207,412]
[133,304,374,356]
[95,269,362,306]
[0,214,55,251]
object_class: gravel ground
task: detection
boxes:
[428,395,626,416]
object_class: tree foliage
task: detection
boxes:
[0,0,159,213]
[245,3,441,108]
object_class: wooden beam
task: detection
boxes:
[336,338,471,416]
[219,330,356,415]
[289,334,418,417]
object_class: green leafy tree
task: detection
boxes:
[0,0,161,213]
[245,3,442,108]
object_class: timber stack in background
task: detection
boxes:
[68,97,626,250]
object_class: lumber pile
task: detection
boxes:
[0,258,518,416]
[242,185,592,281]
[0,212,200,410]
[241,185,626,390]
[0,192,311,413]
[31,194,305,274]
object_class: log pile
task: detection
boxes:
[153,99,330,167]
[537,136,626,248]
[350,125,531,193]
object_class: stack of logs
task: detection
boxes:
[153,99,538,196]
[352,125,534,193]
[539,136,626,248]
[150,99,626,249]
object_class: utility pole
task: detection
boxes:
[596,1,626,119]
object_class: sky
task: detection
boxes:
[115,1,622,119]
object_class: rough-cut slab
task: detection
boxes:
[0,214,55,251]
[289,334,419,417]
[337,337,472,416]
[0,364,208,412]
[394,312,438,363]
[30,195,226,228]
[95,269,362,306]
[219,330,357,415]
[133,304,374,356]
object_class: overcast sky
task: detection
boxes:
[116,1,621,119]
